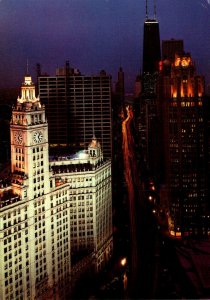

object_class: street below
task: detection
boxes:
[121,105,176,299]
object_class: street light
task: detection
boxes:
[120,258,127,267]
[148,195,153,201]
[120,258,128,293]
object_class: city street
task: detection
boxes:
[121,105,177,299]
[122,105,139,294]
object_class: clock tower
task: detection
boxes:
[10,75,50,199]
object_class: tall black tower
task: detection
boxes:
[142,0,161,89]
[143,20,161,74]
[137,0,161,181]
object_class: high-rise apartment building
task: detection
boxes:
[158,52,207,237]
[0,75,113,299]
[39,63,112,159]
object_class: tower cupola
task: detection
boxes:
[88,136,103,164]
[17,75,40,104]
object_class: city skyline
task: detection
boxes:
[1,0,210,91]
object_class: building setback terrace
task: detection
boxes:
[0,188,20,208]
[51,160,105,174]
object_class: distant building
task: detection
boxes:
[158,52,208,237]
[134,75,142,99]
[0,104,11,163]
[39,63,112,159]
[114,67,125,103]
[162,39,184,61]
[0,75,113,300]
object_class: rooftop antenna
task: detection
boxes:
[154,0,157,20]
[146,0,148,19]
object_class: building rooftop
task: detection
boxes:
[0,188,21,208]
[50,139,106,168]
[50,150,89,162]
[51,159,105,175]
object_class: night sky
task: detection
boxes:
[1,0,210,92]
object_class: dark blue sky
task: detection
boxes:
[1,0,210,92]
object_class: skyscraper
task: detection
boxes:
[114,67,125,104]
[158,52,207,237]
[136,0,161,178]
[39,63,112,159]
[143,18,161,75]
[162,39,184,61]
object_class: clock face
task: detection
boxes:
[33,131,43,144]
[14,131,23,145]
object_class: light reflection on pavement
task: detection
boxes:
[121,105,139,296]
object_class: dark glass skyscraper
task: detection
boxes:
[136,2,161,178]
[143,19,161,75]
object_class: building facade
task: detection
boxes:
[50,138,113,271]
[162,39,184,61]
[158,53,208,237]
[39,64,112,159]
[0,75,113,300]
[0,75,71,300]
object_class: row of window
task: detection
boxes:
[3,221,28,232]
[70,213,93,219]
[33,168,44,176]
[33,154,43,160]
[34,198,45,207]
[34,184,44,192]
[69,195,93,201]
[32,147,43,153]
[15,148,24,154]
[15,155,24,162]
[33,161,44,168]
[69,189,92,195]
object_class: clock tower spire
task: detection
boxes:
[10,75,50,200]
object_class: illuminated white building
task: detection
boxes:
[0,75,71,300]
[50,138,113,271]
[0,75,113,300]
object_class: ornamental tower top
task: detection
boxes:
[17,75,40,104]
